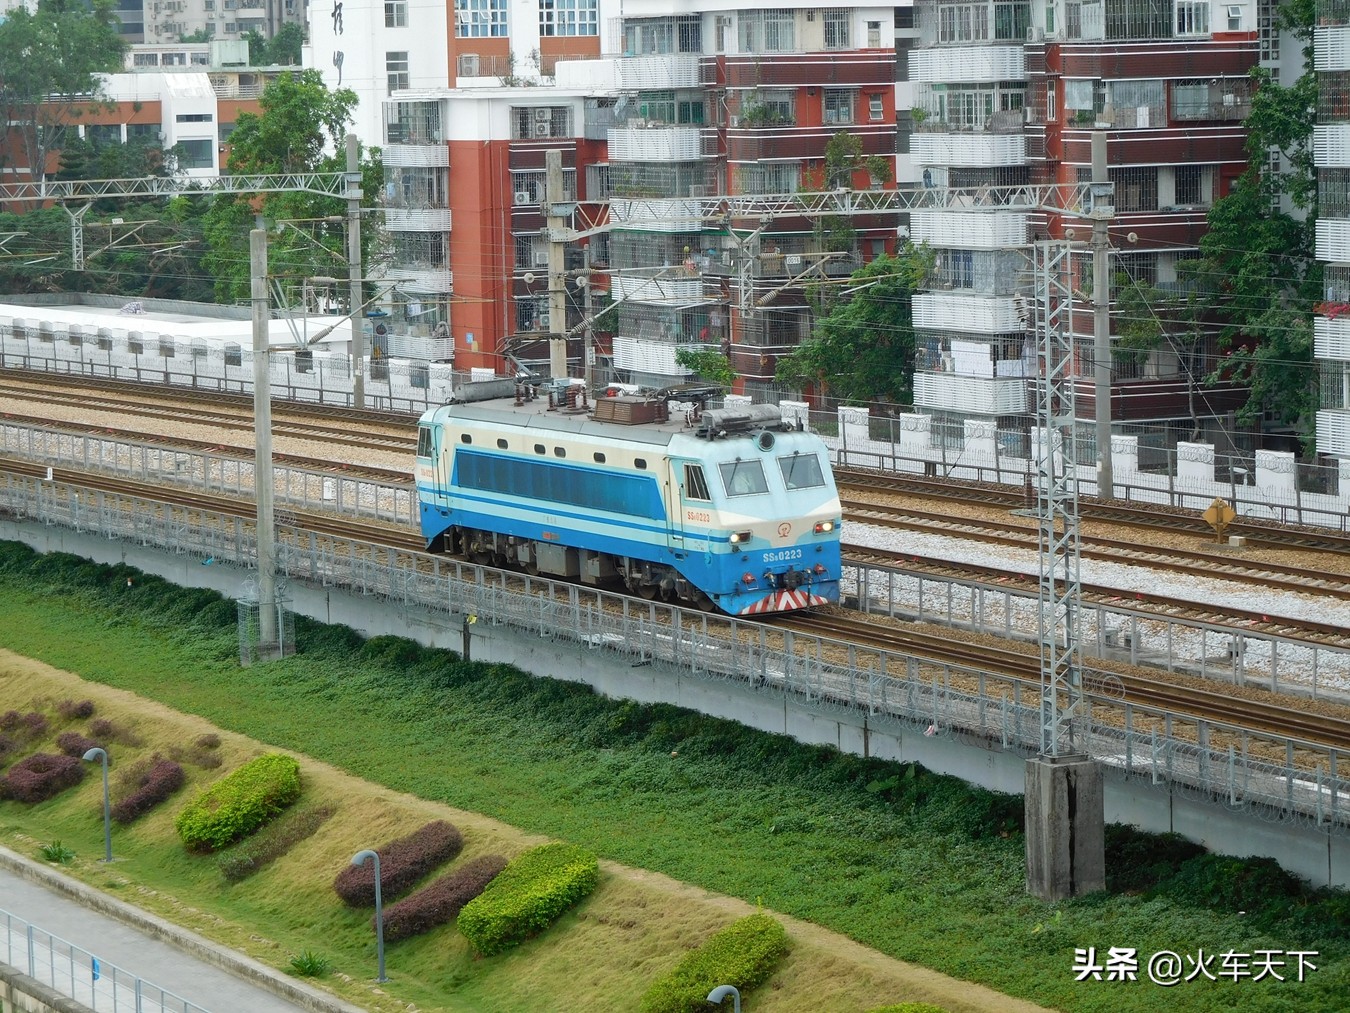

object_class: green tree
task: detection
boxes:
[1191,0,1320,442]
[776,246,933,404]
[180,27,214,43]
[200,70,379,305]
[265,23,304,66]
[244,29,267,66]
[0,0,127,183]
[674,347,735,388]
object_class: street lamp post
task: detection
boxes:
[351,850,388,982]
[707,985,741,1012]
[81,748,111,863]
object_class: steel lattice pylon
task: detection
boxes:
[1032,241,1085,757]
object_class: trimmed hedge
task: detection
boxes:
[218,803,336,883]
[457,842,599,956]
[111,757,185,824]
[3,753,85,803]
[638,913,789,1013]
[333,820,464,907]
[381,854,507,941]
[174,753,301,852]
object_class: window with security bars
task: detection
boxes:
[738,89,794,126]
[386,166,447,208]
[456,0,506,37]
[1326,265,1350,302]
[1171,165,1212,207]
[823,9,851,48]
[611,232,712,269]
[734,161,800,194]
[937,3,990,42]
[1174,0,1207,34]
[621,15,700,54]
[386,51,409,93]
[1320,72,1350,122]
[1173,78,1253,120]
[823,89,855,125]
[384,101,442,144]
[607,162,711,198]
[392,232,448,268]
[510,106,573,139]
[1321,169,1350,215]
[385,0,406,26]
[539,0,597,36]
[1103,0,1173,40]
[1108,167,1158,212]
[737,10,796,52]
[994,1,1031,38]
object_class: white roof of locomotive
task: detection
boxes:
[435,397,743,448]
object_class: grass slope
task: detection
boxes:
[0,545,1347,1012]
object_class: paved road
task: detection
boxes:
[0,865,306,1012]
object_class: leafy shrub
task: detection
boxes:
[56,699,96,721]
[174,753,301,852]
[1,711,49,742]
[334,820,464,907]
[38,840,75,865]
[218,803,336,883]
[111,757,185,824]
[382,854,507,941]
[457,842,599,956]
[88,718,140,746]
[0,711,20,733]
[4,753,85,803]
[1105,824,1206,893]
[56,731,103,759]
[288,950,332,977]
[638,913,789,1013]
[0,733,17,768]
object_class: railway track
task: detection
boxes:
[5,455,1349,755]
[779,610,1350,750]
[841,495,1350,601]
[837,468,1350,554]
[843,542,1350,652]
[0,373,416,452]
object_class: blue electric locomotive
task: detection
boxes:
[414,388,841,614]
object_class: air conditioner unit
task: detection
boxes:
[514,190,532,203]
[1027,26,1044,41]
[533,251,549,267]
[534,107,551,122]
[534,122,551,137]
[458,54,479,76]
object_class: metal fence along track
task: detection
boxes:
[1,472,1347,835]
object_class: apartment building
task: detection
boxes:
[1316,1,1350,460]
[372,2,896,385]
[909,0,1258,453]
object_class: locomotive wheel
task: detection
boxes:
[636,584,659,600]
[693,592,717,612]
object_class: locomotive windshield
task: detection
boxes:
[416,425,434,458]
[777,452,826,490]
[719,459,769,497]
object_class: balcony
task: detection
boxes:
[913,292,1025,332]
[617,53,700,90]
[1315,124,1350,167]
[385,208,451,232]
[609,197,704,233]
[612,272,706,304]
[608,125,702,163]
[1318,218,1350,261]
[1316,314,1350,360]
[908,45,1024,84]
[383,143,448,168]
[1317,25,1350,70]
[911,210,1028,250]
[911,132,1025,167]
[612,335,684,376]
[386,266,453,294]
[913,371,1029,415]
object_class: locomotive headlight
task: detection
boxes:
[729,530,752,545]
[814,520,835,534]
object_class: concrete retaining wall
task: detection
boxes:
[0,965,92,1013]
[3,517,1348,889]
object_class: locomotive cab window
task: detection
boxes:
[719,459,768,497]
[554,447,566,458]
[535,443,546,454]
[683,464,711,501]
[635,458,647,469]
[593,452,606,463]
[497,438,508,449]
[416,425,434,458]
[778,452,826,490]
[460,433,473,444]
